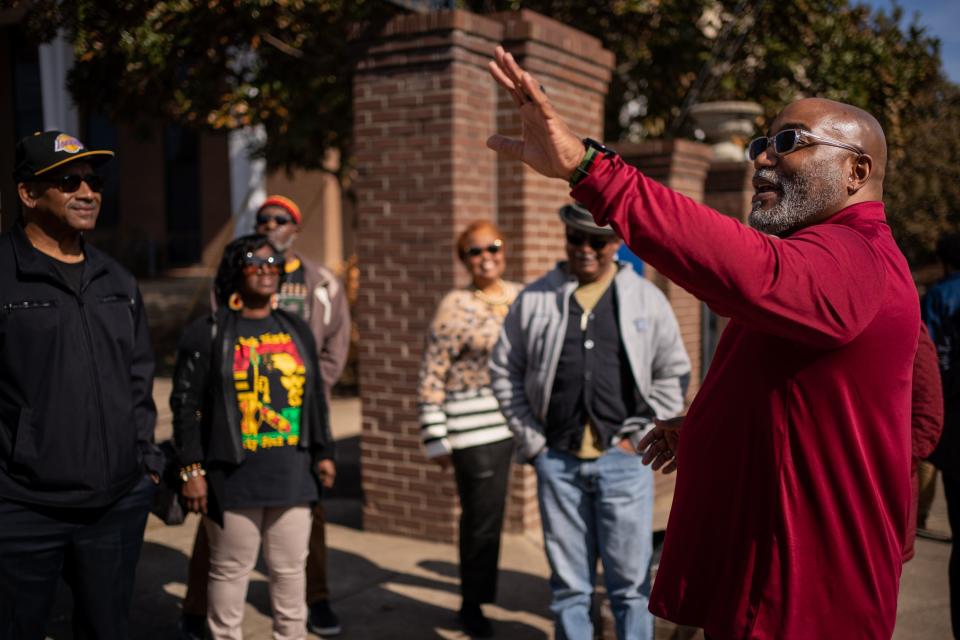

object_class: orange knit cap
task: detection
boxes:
[258,195,302,224]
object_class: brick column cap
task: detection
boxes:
[615,139,714,163]
[706,159,754,193]
[351,9,504,43]
[489,10,614,71]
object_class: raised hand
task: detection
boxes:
[486,46,586,180]
[637,416,684,474]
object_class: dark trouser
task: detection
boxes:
[945,470,960,638]
[451,438,514,604]
[0,474,155,640]
[183,500,330,615]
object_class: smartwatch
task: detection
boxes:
[569,138,615,188]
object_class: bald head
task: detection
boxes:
[773,98,886,196]
[749,98,887,235]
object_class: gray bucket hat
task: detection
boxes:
[558,202,617,237]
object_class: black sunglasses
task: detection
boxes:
[566,232,611,251]
[242,252,284,274]
[33,174,105,194]
[255,212,293,226]
[747,128,863,161]
[465,240,503,258]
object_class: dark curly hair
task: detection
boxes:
[213,233,284,308]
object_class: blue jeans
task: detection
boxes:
[534,447,654,640]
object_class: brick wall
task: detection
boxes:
[352,10,613,542]
[490,10,613,535]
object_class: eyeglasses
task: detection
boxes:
[465,240,503,258]
[33,174,105,194]
[566,232,612,251]
[242,252,283,275]
[747,129,863,161]
[255,212,293,226]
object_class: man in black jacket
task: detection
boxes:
[0,131,160,639]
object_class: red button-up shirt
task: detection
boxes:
[574,157,917,639]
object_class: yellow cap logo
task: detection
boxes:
[54,134,84,154]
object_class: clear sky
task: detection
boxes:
[862,0,960,83]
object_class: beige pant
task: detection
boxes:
[205,506,312,640]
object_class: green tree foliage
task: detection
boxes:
[884,82,960,265]
[18,0,402,175]
[468,0,957,263]
[17,0,959,262]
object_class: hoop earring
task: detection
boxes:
[270,294,279,310]
[228,292,244,311]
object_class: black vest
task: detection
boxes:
[546,284,651,453]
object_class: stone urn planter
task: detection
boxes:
[688,100,763,161]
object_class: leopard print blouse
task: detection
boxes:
[416,282,521,456]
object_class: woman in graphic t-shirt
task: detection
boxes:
[171,233,334,640]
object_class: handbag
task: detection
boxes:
[150,440,186,525]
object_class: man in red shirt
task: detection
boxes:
[486,47,917,639]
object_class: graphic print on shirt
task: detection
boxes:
[277,260,309,320]
[233,331,306,451]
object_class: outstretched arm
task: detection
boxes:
[486,46,584,180]
[487,48,887,348]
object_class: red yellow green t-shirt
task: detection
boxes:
[222,316,318,509]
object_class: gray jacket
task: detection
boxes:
[490,262,691,461]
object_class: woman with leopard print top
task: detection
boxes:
[417,220,520,637]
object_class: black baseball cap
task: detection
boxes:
[14,130,114,182]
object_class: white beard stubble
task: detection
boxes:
[748,163,845,236]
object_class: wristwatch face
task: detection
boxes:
[583,137,614,157]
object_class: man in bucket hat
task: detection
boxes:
[490,203,690,640]
[0,131,160,638]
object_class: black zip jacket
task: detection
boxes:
[0,224,159,508]
[170,308,333,525]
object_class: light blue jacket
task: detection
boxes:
[490,262,691,460]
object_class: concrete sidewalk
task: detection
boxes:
[46,387,953,639]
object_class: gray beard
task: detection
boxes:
[268,235,295,252]
[748,164,844,236]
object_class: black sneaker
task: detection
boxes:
[308,599,342,636]
[178,614,208,640]
[459,602,493,638]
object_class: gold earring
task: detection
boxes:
[270,294,279,310]
[228,292,244,311]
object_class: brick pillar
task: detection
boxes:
[705,159,753,223]
[617,140,714,401]
[702,159,754,363]
[353,10,504,542]
[491,10,614,536]
[491,10,614,283]
[352,10,613,542]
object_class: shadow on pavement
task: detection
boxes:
[243,548,549,639]
[46,541,189,639]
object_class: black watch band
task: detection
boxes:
[569,138,615,188]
